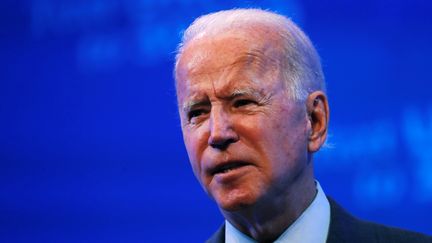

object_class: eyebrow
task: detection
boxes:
[230,87,262,99]
[182,87,263,112]
[182,99,210,113]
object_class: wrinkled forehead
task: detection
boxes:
[175,28,285,91]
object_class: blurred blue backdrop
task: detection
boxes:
[1,0,431,242]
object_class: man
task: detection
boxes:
[174,8,431,243]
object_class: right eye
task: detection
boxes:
[188,109,207,121]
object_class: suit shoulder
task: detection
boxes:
[356,217,432,243]
[327,197,432,243]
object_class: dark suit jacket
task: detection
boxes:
[206,197,432,243]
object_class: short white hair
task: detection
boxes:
[174,8,325,101]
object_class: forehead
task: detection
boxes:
[176,31,283,99]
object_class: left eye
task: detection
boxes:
[233,99,255,108]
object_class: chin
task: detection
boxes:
[213,189,258,212]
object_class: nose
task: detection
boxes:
[208,107,239,150]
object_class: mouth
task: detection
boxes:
[210,161,251,175]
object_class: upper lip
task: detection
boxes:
[208,160,251,175]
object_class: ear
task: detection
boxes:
[306,91,329,152]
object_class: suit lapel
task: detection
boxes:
[326,197,368,243]
[206,224,225,243]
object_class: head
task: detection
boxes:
[174,9,329,214]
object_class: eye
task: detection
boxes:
[188,109,207,121]
[233,99,256,108]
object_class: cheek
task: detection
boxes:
[183,135,199,169]
[265,109,309,163]
[182,127,208,175]
[277,120,309,169]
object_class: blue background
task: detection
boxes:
[1,0,431,242]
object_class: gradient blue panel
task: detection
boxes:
[1,0,431,242]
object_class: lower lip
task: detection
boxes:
[213,165,253,183]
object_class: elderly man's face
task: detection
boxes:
[176,33,311,211]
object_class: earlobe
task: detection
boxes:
[306,91,329,152]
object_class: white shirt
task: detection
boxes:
[225,181,330,243]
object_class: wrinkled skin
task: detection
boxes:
[176,30,329,241]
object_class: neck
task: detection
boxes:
[221,166,316,242]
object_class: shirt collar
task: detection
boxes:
[225,181,330,243]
